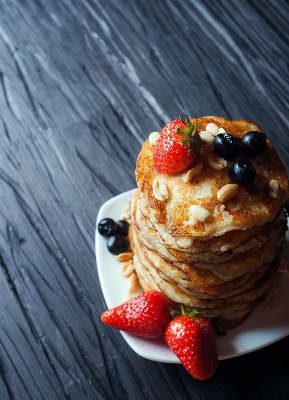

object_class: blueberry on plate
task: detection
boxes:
[116,220,130,236]
[214,133,239,160]
[240,131,267,158]
[229,159,256,187]
[98,218,118,237]
[107,234,130,255]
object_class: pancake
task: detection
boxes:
[132,188,286,263]
[136,117,288,240]
[132,244,282,320]
[130,222,285,297]
[129,116,289,329]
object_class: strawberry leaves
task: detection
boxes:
[101,291,218,380]
[178,116,201,155]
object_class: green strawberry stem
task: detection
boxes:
[178,116,201,155]
[171,305,198,318]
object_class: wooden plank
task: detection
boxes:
[0,0,288,399]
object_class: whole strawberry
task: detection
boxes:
[165,311,218,380]
[101,291,171,339]
[153,116,201,173]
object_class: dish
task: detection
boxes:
[95,189,289,362]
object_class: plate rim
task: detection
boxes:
[95,189,289,363]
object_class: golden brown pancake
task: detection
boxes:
[136,117,288,240]
[130,116,289,329]
[130,222,284,298]
[131,188,286,263]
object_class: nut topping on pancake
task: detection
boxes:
[206,122,220,136]
[132,116,289,330]
[153,178,169,201]
[182,163,203,183]
[269,179,281,199]
[207,153,227,170]
[217,184,239,202]
[149,131,160,145]
[189,205,212,222]
[200,131,214,148]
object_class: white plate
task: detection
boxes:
[95,189,289,362]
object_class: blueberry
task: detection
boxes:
[229,159,256,187]
[240,131,267,158]
[98,218,117,237]
[107,234,130,255]
[116,220,130,236]
[214,133,239,160]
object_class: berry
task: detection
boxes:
[153,116,201,173]
[98,218,117,237]
[240,131,267,158]
[107,234,130,255]
[229,159,256,187]
[213,133,239,160]
[101,291,171,339]
[165,312,218,380]
[116,220,130,236]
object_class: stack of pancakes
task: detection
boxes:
[129,117,288,330]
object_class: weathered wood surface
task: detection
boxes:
[0,0,288,399]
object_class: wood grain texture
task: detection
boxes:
[0,0,288,399]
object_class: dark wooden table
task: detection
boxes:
[0,1,289,399]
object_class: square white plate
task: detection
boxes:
[95,189,289,362]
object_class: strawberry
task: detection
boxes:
[101,291,171,339]
[153,116,201,173]
[165,309,218,380]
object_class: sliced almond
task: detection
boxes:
[189,205,212,222]
[123,293,134,302]
[120,212,130,221]
[182,163,203,183]
[207,152,227,170]
[120,203,131,221]
[152,178,168,201]
[217,184,238,202]
[120,260,135,276]
[127,272,140,293]
[200,131,214,147]
[114,252,133,262]
[269,179,281,199]
[206,123,219,136]
[149,131,160,145]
